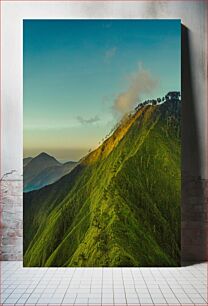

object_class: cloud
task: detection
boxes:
[113,65,158,114]
[105,47,117,61]
[76,115,100,124]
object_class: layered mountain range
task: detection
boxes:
[23,153,77,192]
[24,94,181,267]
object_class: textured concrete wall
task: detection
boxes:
[0,1,207,263]
[182,178,208,263]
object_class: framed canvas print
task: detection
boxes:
[23,19,181,267]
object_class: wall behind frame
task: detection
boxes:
[0,1,207,262]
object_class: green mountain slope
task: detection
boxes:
[23,98,181,267]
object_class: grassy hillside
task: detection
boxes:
[23,99,181,267]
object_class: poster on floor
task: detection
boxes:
[23,19,181,267]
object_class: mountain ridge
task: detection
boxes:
[24,94,181,267]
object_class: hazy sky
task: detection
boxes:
[23,19,181,162]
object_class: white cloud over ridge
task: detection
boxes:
[113,65,158,114]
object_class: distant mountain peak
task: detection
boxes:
[32,152,60,164]
[24,151,61,185]
[37,152,53,158]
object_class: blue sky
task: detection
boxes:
[23,19,181,161]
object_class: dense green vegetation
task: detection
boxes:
[23,99,181,267]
